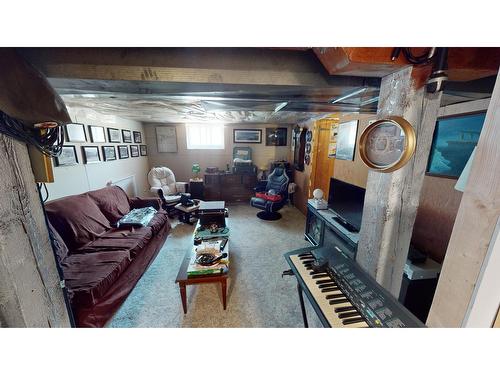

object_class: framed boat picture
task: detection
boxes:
[140,145,147,156]
[122,129,132,143]
[133,131,142,143]
[426,112,486,178]
[65,123,87,142]
[130,145,140,157]
[118,145,129,159]
[54,145,78,166]
[88,125,106,143]
[102,146,117,161]
[107,127,121,143]
[82,146,101,164]
[233,129,262,144]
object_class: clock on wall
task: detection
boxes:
[359,116,416,173]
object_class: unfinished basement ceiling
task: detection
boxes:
[19,48,496,125]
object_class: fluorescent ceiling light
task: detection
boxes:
[330,87,368,104]
[274,102,288,113]
[361,96,379,106]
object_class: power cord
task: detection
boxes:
[37,182,50,203]
[0,110,64,157]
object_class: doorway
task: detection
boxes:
[310,118,336,198]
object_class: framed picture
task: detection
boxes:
[122,129,132,143]
[65,123,87,142]
[233,129,262,144]
[118,145,129,159]
[133,131,142,143]
[54,145,78,166]
[156,126,178,152]
[336,120,359,161]
[88,125,106,143]
[102,146,117,161]
[266,127,287,146]
[107,127,121,143]
[130,145,140,157]
[140,145,147,156]
[426,112,486,178]
[82,146,101,164]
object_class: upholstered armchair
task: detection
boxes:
[250,167,290,220]
[147,167,188,209]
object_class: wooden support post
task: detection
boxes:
[356,66,442,297]
[0,135,71,327]
[427,72,500,327]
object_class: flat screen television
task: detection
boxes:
[328,178,366,232]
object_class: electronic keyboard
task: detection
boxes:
[284,245,424,328]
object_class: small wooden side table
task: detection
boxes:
[175,255,228,313]
[189,178,204,200]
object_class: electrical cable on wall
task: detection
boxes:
[390,47,448,93]
[0,110,65,157]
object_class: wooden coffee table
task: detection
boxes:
[175,220,230,314]
[175,255,228,314]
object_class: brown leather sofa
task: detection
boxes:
[45,186,171,327]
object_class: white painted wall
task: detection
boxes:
[46,107,151,201]
[144,123,293,182]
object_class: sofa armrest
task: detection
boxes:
[130,197,161,210]
[175,182,188,193]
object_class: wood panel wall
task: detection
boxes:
[333,114,374,188]
[411,176,463,263]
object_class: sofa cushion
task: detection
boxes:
[88,186,131,224]
[147,210,170,235]
[47,221,69,263]
[62,250,131,308]
[45,194,112,250]
[77,227,153,258]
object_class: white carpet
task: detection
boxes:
[107,204,316,327]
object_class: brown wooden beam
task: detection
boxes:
[313,47,500,81]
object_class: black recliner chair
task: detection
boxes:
[250,167,290,220]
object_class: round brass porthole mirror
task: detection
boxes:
[359,116,416,173]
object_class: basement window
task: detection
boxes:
[185,123,225,150]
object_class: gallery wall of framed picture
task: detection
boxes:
[54,123,148,168]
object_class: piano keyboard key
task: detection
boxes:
[315,279,333,285]
[338,311,361,319]
[321,287,340,293]
[289,254,368,328]
[329,298,349,305]
[312,274,329,279]
[342,317,366,326]
[334,306,357,313]
[325,293,345,300]
[318,283,336,288]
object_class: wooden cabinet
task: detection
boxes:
[204,173,257,202]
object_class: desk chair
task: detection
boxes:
[250,167,289,220]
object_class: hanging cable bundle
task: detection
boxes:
[0,110,64,157]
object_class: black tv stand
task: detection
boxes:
[332,216,359,233]
[305,203,360,259]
